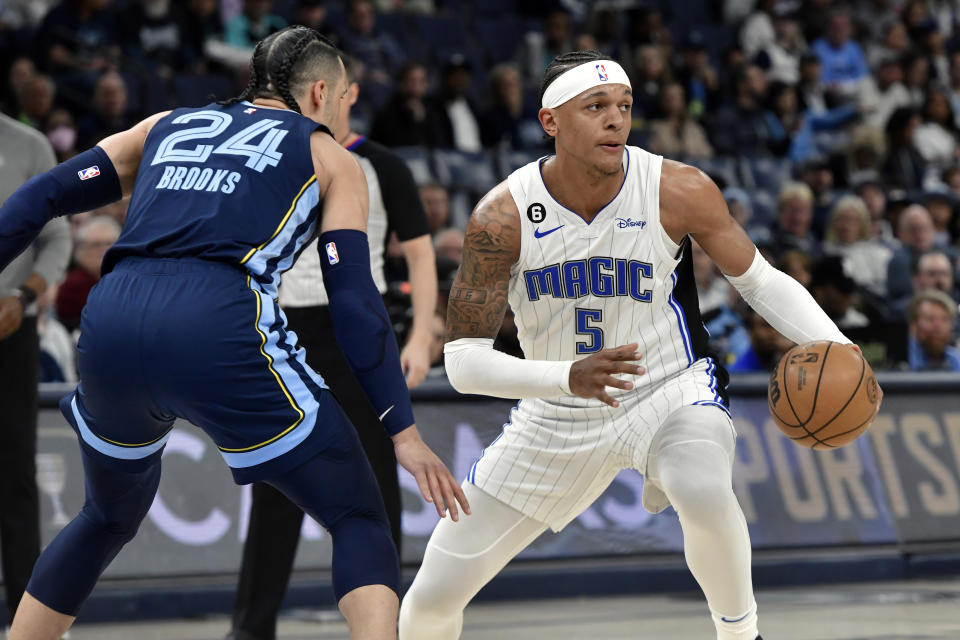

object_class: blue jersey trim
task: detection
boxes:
[537,150,630,226]
[70,395,171,460]
[667,271,695,365]
[468,402,519,484]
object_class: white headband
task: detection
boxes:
[541,59,632,108]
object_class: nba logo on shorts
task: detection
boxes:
[596,64,608,81]
[325,242,340,265]
[77,166,100,180]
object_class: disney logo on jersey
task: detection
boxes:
[615,217,646,230]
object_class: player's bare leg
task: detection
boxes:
[339,584,399,639]
[646,405,758,640]
[8,592,73,640]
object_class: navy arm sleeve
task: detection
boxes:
[319,228,415,436]
[0,147,122,271]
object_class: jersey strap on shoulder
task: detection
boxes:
[0,146,121,272]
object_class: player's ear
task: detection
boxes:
[309,79,328,111]
[348,82,359,107]
[538,107,558,139]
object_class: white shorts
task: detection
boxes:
[467,358,734,531]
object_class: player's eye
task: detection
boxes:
[587,103,600,111]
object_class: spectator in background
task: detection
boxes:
[728,303,793,373]
[291,0,338,44]
[809,256,869,329]
[855,179,895,244]
[44,107,78,162]
[845,126,886,186]
[224,0,286,49]
[906,289,960,371]
[2,57,36,117]
[339,0,404,86]
[76,71,133,149]
[433,228,464,265]
[427,55,482,152]
[631,44,670,118]
[16,74,55,129]
[867,19,909,69]
[710,64,777,156]
[949,50,960,128]
[861,55,910,132]
[0,111,71,627]
[755,4,805,85]
[740,0,776,59]
[370,61,437,148]
[648,82,713,159]
[35,0,119,74]
[883,106,926,190]
[912,250,956,299]
[517,9,573,84]
[914,86,960,170]
[176,0,224,74]
[823,194,893,296]
[119,0,183,76]
[766,80,858,163]
[673,30,720,119]
[811,9,869,103]
[480,63,542,151]
[924,191,955,246]
[420,182,450,234]
[777,249,814,288]
[769,181,821,256]
[796,156,837,233]
[916,19,949,84]
[903,52,931,105]
[887,203,939,302]
[797,51,828,113]
[55,215,119,332]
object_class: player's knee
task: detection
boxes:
[81,462,161,542]
[399,578,464,640]
[658,443,736,518]
[328,509,399,601]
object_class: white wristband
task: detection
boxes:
[444,338,573,399]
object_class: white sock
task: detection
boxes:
[712,600,759,640]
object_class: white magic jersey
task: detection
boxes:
[469,146,732,530]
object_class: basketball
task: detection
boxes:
[767,341,880,450]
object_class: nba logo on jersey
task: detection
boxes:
[77,166,100,180]
[244,107,257,114]
[325,242,340,265]
[596,64,608,81]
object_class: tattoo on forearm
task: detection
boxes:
[445,190,520,341]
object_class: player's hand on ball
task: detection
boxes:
[393,425,471,521]
[569,343,645,408]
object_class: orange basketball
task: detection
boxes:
[767,341,880,449]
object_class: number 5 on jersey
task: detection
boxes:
[575,308,604,354]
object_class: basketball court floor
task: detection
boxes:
[64,578,960,639]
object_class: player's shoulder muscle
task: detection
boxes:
[97,110,173,195]
[659,158,729,239]
[463,179,522,271]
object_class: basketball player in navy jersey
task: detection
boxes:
[0,27,467,640]
[399,50,877,640]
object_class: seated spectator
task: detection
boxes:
[755,4,805,85]
[647,82,713,159]
[175,0,224,74]
[433,228,464,265]
[516,9,573,85]
[903,52,930,105]
[76,71,135,149]
[420,183,450,234]
[480,63,543,151]
[291,0,339,44]
[740,0,775,59]
[766,81,858,163]
[916,19,949,84]
[854,179,896,245]
[882,106,925,190]
[37,287,77,383]
[867,19,909,70]
[225,0,286,49]
[768,181,821,257]
[809,256,869,329]
[119,0,184,75]
[905,290,960,371]
[914,86,959,169]
[924,191,956,246]
[56,215,121,332]
[44,107,78,162]
[673,30,720,119]
[845,126,886,187]
[339,0,404,87]
[709,63,778,157]
[16,74,55,129]
[2,56,36,116]
[370,61,439,148]
[822,195,893,296]
[427,55,482,152]
[35,0,119,74]
[631,44,670,118]
[860,54,911,131]
[887,204,941,300]
[728,303,793,373]
[777,249,814,288]
[811,9,869,103]
[692,240,749,362]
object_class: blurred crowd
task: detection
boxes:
[5,0,960,379]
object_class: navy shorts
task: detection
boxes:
[62,257,350,483]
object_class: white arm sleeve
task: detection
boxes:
[724,248,852,345]
[444,338,573,399]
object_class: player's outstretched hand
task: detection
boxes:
[569,343,645,408]
[393,425,471,521]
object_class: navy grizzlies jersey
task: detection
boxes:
[105,101,327,296]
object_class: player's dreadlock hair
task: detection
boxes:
[538,49,606,107]
[220,26,342,114]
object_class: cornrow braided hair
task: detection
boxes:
[272,30,318,114]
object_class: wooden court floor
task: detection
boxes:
[61,578,960,639]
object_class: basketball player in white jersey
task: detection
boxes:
[398,51,875,640]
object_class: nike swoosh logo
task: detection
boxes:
[534,225,564,238]
[720,613,749,623]
[379,405,394,421]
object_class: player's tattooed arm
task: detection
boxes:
[446,182,521,341]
